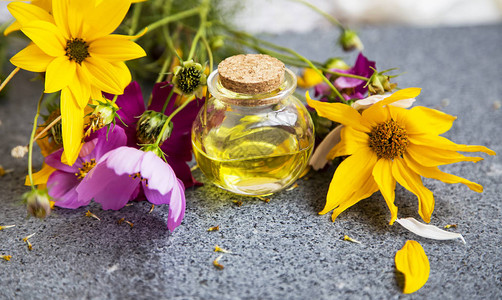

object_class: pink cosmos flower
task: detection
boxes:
[315,53,375,101]
[111,81,204,188]
[46,125,127,208]
[77,146,186,232]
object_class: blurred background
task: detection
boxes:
[4,0,500,33]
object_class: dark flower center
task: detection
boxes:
[368,119,409,159]
[176,66,202,94]
[65,38,90,64]
[75,159,96,180]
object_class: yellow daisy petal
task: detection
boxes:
[327,126,368,159]
[404,153,483,193]
[407,143,483,167]
[321,147,378,215]
[408,134,496,156]
[24,163,56,186]
[83,56,125,94]
[10,43,54,72]
[52,0,70,39]
[21,20,65,57]
[405,106,457,135]
[66,0,89,38]
[44,56,76,93]
[372,158,398,224]
[84,0,131,41]
[392,158,434,223]
[89,36,147,62]
[7,2,53,28]
[68,65,92,109]
[361,98,390,127]
[379,87,421,107]
[306,91,370,132]
[297,68,323,89]
[395,240,430,294]
[331,172,379,222]
[60,88,84,165]
[4,21,21,36]
[109,61,132,90]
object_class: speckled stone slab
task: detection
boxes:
[0,24,501,299]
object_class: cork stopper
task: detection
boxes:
[218,54,285,95]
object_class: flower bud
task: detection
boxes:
[23,189,52,219]
[368,73,397,95]
[172,60,207,98]
[85,99,119,136]
[339,29,364,52]
[209,35,225,51]
[136,111,172,145]
[324,57,350,70]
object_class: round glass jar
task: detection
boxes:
[191,56,314,196]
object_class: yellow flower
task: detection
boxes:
[8,0,146,165]
[297,68,323,89]
[3,0,52,36]
[395,240,429,294]
[307,88,496,224]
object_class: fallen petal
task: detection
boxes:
[396,217,466,244]
[395,240,430,294]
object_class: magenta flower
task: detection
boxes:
[45,125,127,209]
[111,81,204,188]
[315,53,375,101]
[77,146,186,232]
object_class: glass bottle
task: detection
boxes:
[191,54,314,196]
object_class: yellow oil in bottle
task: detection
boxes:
[192,125,313,196]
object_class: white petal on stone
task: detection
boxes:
[396,217,466,244]
[309,124,343,170]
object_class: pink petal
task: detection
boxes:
[48,171,90,209]
[139,151,176,195]
[105,147,143,175]
[94,174,140,210]
[167,179,186,232]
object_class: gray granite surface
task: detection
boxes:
[0,24,501,299]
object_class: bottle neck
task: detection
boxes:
[207,68,297,107]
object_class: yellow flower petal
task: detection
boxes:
[83,56,125,94]
[89,35,146,62]
[408,134,496,156]
[68,65,92,109]
[52,0,70,39]
[109,61,132,90]
[44,56,76,93]
[10,43,54,72]
[60,88,84,165]
[24,163,56,186]
[321,147,378,215]
[327,126,368,159]
[297,68,323,89]
[21,20,65,57]
[66,0,89,38]
[331,172,379,222]
[306,91,370,132]
[407,143,483,167]
[405,106,457,135]
[404,153,483,193]
[395,240,430,294]
[372,158,398,224]
[7,2,53,28]
[392,158,434,223]
[379,87,421,107]
[84,0,131,41]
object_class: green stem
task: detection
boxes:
[128,2,143,36]
[187,0,210,61]
[111,94,118,104]
[161,87,176,113]
[230,29,345,101]
[133,7,200,39]
[27,93,45,189]
[200,35,213,127]
[291,0,344,29]
[323,70,369,81]
[155,96,194,146]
